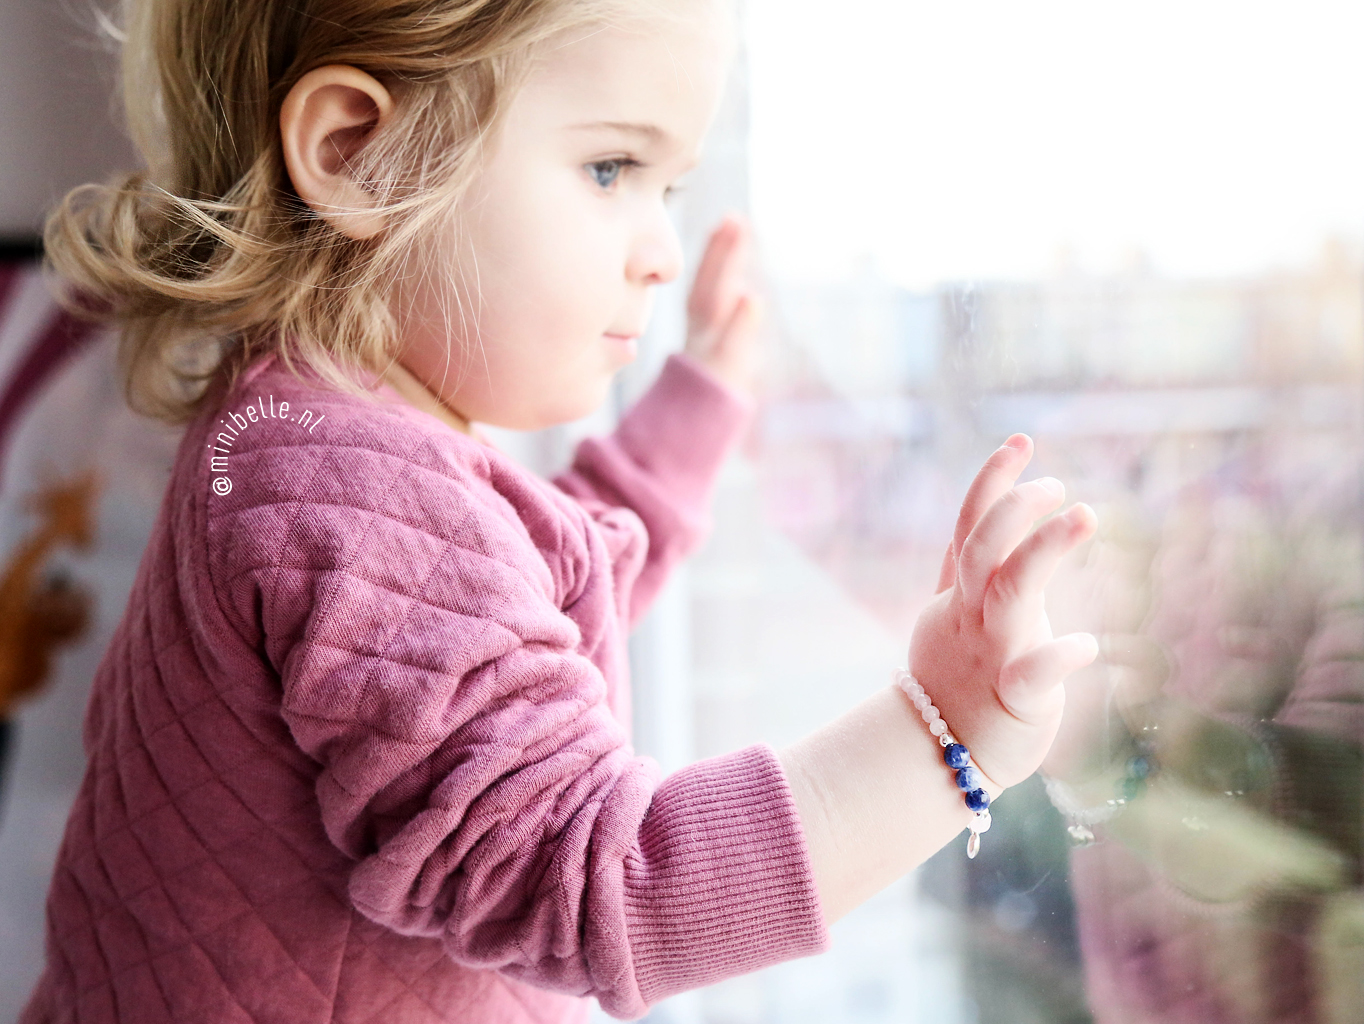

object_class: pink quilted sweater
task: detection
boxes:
[21,351,829,1024]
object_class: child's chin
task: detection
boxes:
[532,380,614,429]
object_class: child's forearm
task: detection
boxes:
[777,685,999,926]
[777,443,1096,927]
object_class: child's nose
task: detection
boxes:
[625,210,684,286]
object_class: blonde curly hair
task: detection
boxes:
[44,0,630,423]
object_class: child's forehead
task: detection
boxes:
[512,9,733,141]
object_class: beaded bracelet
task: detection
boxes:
[893,669,993,858]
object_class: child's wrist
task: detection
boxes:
[878,684,981,849]
[893,669,997,858]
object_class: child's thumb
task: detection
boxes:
[722,291,763,345]
[997,633,1098,720]
[705,293,764,378]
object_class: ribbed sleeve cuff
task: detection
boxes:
[622,743,830,1008]
[611,352,753,514]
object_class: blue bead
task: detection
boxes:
[1126,754,1153,780]
[955,766,982,792]
[944,743,970,769]
[965,788,991,812]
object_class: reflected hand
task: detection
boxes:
[909,434,1099,792]
[1042,632,1170,781]
[684,214,762,396]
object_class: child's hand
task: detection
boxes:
[909,434,1099,794]
[685,214,763,396]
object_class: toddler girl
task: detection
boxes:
[24,0,1098,1021]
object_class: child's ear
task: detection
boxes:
[280,65,395,240]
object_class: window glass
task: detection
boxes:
[610,2,1364,1022]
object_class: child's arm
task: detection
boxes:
[209,415,1090,1016]
[778,436,1099,923]
[554,217,761,623]
[208,431,826,1020]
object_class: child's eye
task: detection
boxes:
[585,158,639,191]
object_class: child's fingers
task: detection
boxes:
[997,632,1099,721]
[951,435,1032,563]
[687,214,748,329]
[935,542,956,594]
[985,502,1097,635]
[715,291,763,352]
[957,476,1067,612]
[698,292,763,392]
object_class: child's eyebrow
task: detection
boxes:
[569,120,670,145]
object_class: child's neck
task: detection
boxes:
[381,359,474,437]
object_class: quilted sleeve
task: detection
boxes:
[207,431,827,1020]
[556,352,753,624]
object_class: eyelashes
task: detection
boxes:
[585,157,641,190]
[584,157,682,200]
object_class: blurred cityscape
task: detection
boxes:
[756,239,1363,637]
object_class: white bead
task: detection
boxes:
[921,705,940,723]
[912,693,931,711]
[929,719,947,736]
